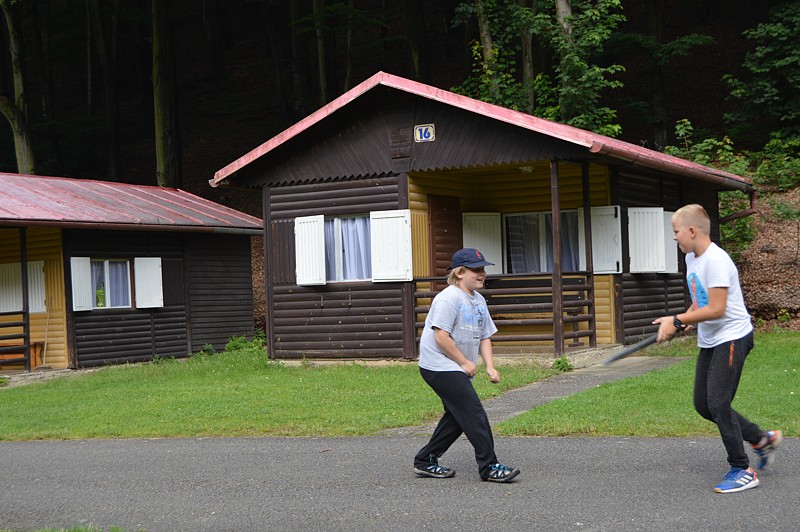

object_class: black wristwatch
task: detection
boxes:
[673,315,685,329]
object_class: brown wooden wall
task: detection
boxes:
[265,176,407,358]
[185,234,255,353]
[64,230,254,367]
[621,273,687,342]
[615,171,703,342]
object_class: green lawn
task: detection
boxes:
[0,336,555,440]
[498,329,800,436]
[1,332,797,441]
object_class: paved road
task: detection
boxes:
[2,357,796,531]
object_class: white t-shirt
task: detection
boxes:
[685,242,752,348]
[418,285,498,373]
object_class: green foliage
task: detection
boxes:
[665,119,756,259]
[751,138,800,193]
[0,376,8,387]
[453,41,532,110]
[552,355,573,372]
[531,0,626,136]
[723,1,800,144]
[453,0,625,136]
[777,308,792,322]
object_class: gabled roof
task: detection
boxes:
[0,173,262,234]
[212,71,753,192]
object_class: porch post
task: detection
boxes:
[398,173,416,359]
[263,185,276,360]
[581,163,597,347]
[19,227,31,372]
[550,160,564,357]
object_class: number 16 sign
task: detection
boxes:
[414,124,435,143]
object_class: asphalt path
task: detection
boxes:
[2,357,797,531]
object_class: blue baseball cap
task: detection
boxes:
[447,248,495,270]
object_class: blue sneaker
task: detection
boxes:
[414,454,455,478]
[752,430,783,470]
[483,462,520,483]
[713,467,759,493]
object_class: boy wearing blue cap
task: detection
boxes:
[413,248,520,483]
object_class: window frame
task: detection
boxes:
[90,259,132,309]
[294,209,413,286]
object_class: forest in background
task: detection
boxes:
[2,0,799,324]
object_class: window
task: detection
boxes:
[91,260,131,308]
[71,257,164,311]
[0,261,46,313]
[294,210,412,286]
[325,216,371,281]
[503,211,581,273]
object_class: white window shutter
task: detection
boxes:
[134,257,164,308]
[663,211,679,273]
[27,261,46,312]
[370,209,412,282]
[628,207,666,273]
[295,215,326,285]
[70,257,93,311]
[462,212,502,274]
[579,206,622,274]
[0,263,21,313]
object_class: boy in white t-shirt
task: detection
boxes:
[413,248,519,483]
[654,204,782,494]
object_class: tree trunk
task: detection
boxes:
[311,0,328,106]
[289,0,309,118]
[0,0,36,174]
[475,0,494,64]
[402,0,431,83]
[555,0,573,35]
[519,0,535,114]
[151,0,182,188]
[475,0,500,101]
[88,0,121,181]
[342,0,353,91]
[645,0,669,148]
[202,0,229,87]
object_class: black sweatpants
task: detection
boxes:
[414,368,497,479]
[693,331,762,469]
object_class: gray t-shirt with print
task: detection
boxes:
[418,285,498,373]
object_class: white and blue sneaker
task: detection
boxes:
[752,430,783,470]
[414,454,455,478]
[713,467,759,493]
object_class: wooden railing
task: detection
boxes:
[0,310,30,371]
[414,273,596,356]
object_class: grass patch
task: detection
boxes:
[498,330,800,437]
[0,337,556,441]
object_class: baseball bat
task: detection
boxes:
[601,334,658,366]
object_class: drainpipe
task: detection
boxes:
[719,189,758,224]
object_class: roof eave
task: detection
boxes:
[589,141,754,192]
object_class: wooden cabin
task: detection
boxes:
[212,72,755,360]
[0,173,262,371]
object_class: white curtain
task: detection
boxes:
[505,215,541,273]
[324,220,337,281]
[545,212,580,272]
[108,261,130,307]
[91,260,130,307]
[324,217,371,281]
[341,217,371,280]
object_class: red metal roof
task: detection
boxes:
[0,173,262,234]
[212,71,753,192]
